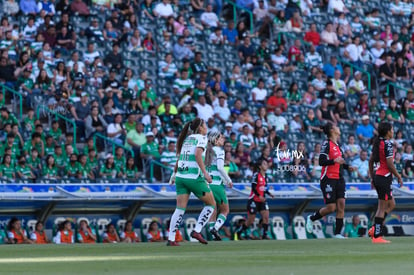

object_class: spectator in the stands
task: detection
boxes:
[173,36,194,61]
[37,0,55,15]
[223,20,239,46]
[266,87,287,112]
[8,217,33,244]
[351,149,369,181]
[316,98,336,124]
[4,0,20,17]
[284,10,303,33]
[304,23,320,47]
[0,153,15,180]
[331,69,347,98]
[20,0,38,15]
[140,132,161,159]
[356,115,375,142]
[154,0,174,18]
[267,107,288,136]
[386,99,405,124]
[238,36,255,63]
[303,109,322,134]
[201,4,219,28]
[321,22,340,48]
[323,56,343,78]
[104,43,123,70]
[194,94,214,122]
[214,94,231,123]
[107,113,127,145]
[70,0,89,16]
[158,53,178,80]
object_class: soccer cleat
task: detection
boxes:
[166,240,180,246]
[209,228,222,241]
[191,230,208,244]
[333,234,346,239]
[368,226,374,238]
[306,215,313,234]
[372,236,391,244]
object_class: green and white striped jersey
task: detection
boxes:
[208,146,225,186]
[161,151,177,168]
[176,134,207,179]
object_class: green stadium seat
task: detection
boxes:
[292,216,308,240]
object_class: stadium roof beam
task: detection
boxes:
[289,199,312,220]
[123,201,147,222]
[36,202,56,223]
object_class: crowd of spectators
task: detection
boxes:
[1,0,414,183]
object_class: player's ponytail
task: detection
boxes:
[372,122,392,163]
[176,118,204,154]
[205,131,221,167]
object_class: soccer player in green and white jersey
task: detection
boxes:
[205,131,233,241]
[167,118,216,246]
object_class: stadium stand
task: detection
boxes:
[2,0,414,243]
[0,0,413,184]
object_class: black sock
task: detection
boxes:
[383,212,388,225]
[262,224,269,237]
[311,210,323,221]
[334,218,344,235]
[374,217,384,238]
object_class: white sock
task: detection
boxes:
[194,206,215,233]
[214,214,227,231]
[168,207,185,241]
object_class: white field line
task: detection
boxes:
[0,255,168,264]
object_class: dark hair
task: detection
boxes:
[255,158,267,172]
[35,221,44,231]
[372,122,392,163]
[2,154,11,165]
[320,122,334,138]
[176,118,204,154]
[58,220,71,231]
[8,217,19,231]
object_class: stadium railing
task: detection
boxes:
[93,132,135,158]
[386,82,411,97]
[0,83,23,118]
[36,105,77,147]
[149,159,173,183]
[225,0,254,34]
[337,58,372,91]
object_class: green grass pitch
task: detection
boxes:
[1,238,413,275]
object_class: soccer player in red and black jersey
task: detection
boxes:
[306,122,356,238]
[246,159,274,239]
[368,122,403,244]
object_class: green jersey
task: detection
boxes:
[24,116,36,132]
[176,134,207,179]
[99,165,119,178]
[23,141,42,155]
[344,223,362,238]
[44,145,55,156]
[114,156,126,172]
[49,128,62,141]
[180,113,195,125]
[141,141,160,158]
[27,156,41,170]
[66,162,81,176]
[43,166,58,178]
[0,164,15,179]
[16,165,32,179]
[87,157,99,171]
[54,154,66,167]
[78,164,92,179]
[125,166,138,179]
[208,146,227,186]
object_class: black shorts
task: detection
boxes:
[247,198,269,214]
[374,175,393,201]
[320,177,346,204]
